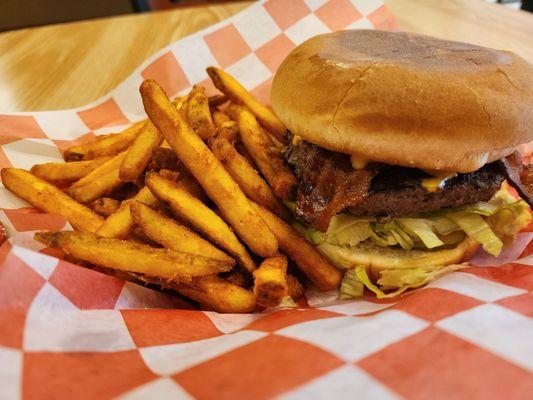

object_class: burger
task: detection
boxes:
[271,30,533,298]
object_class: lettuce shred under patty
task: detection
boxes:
[294,188,531,299]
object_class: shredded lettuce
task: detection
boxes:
[339,269,364,299]
[355,264,466,298]
[303,187,531,257]
[447,212,503,256]
[326,214,374,246]
[397,218,444,249]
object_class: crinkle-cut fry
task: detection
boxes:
[206,67,286,142]
[91,197,121,217]
[208,94,228,107]
[209,136,289,220]
[70,151,126,190]
[185,85,216,141]
[130,201,234,264]
[65,121,144,161]
[119,121,162,182]
[96,186,158,239]
[146,172,256,272]
[287,274,304,300]
[68,169,124,204]
[253,255,288,309]
[140,79,278,258]
[1,168,103,232]
[212,109,239,143]
[227,103,296,200]
[179,275,254,313]
[35,231,231,283]
[31,157,111,184]
[252,202,343,291]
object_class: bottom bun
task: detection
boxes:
[317,237,479,280]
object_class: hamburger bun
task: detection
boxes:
[271,30,533,173]
[317,236,479,280]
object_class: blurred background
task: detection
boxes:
[0,0,531,32]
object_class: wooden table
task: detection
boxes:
[0,0,532,112]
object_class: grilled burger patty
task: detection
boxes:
[285,137,505,230]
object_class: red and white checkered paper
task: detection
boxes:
[1,1,532,399]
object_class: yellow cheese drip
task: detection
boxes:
[292,135,303,145]
[420,170,457,192]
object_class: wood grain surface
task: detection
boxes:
[0,0,532,112]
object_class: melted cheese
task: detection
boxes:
[350,154,369,170]
[420,170,457,192]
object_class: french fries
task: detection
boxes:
[179,276,254,313]
[146,172,256,272]
[287,274,304,300]
[35,231,231,282]
[69,170,124,204]
[252,202,343,291]
[64,121,144,161]
[91,198,121,217]
[207,67,287,142]
[208,94,228,107]
[185,85,216,141]
[69,151,126,190]
[212,109,239,143]
[130,201,233,264]
[3,66,353,313]
[253,255,288,308]
[1,168,103,232]
[31,157,111,183]
[227,104,296,200]
[140,79,278,258]
[209,136,289,219]
[119,121,162,182]
[96,186,158,239]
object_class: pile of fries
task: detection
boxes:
[1,67,342,313]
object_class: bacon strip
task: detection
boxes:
[292,143,374,231]
[498,151,533,206]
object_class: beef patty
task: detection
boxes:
[285,137,505,230]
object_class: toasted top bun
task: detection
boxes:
[318,236,479,280]
[271,30,533,172]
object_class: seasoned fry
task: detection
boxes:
[119,121,162,182]
[141,79,278,257]
[179,276,254,313]
[212,109,239,142]
[130,201,233,264]
[63,134,115,161]
[209,137,289,219]
[35,231,231,283]
[146,172,256,272]
[1,168,103,232]
[252,202,343,291]
[91,197,121,217]
[287,274,304,300]
[207,67,286,142]
[96,186,158,239]
[225,271,248,288]
[68,167,124,204]
[64,121,144,161]
[208,94,228,107]
[156,166,208,203]
[150,147,179,170]
[30,157,111,183]
[253,255,288,308]
[185,85,216,140]
[70,151,126,190]
[228,104,297,200]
